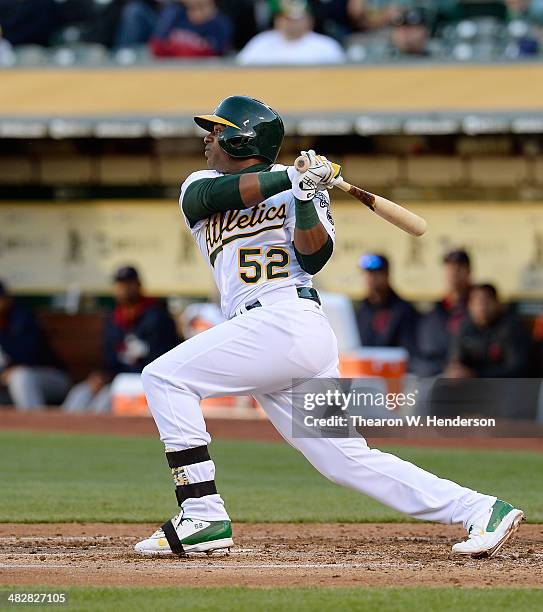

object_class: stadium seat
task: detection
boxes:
[113,46,152,66]
[14,45,48,66]
[74,43,109,66]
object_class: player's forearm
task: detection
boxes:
[293,197,333,273]
[294,224,329,254]
[183,171,291,224]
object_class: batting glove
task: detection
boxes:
[302,150,342,189]
[287,165,318,201]
[287,150,342,200]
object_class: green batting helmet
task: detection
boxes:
[194,96,284,165]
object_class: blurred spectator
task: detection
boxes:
[238,0,346,65]
[445,283,531,379]
[390,6,430,55]
[347,0,404,31]
[0,280,70,410]
[413,249,472,376]
[307,0,359,40]
[0,0,59,46]
[506,0,543,22]
[217,0,258,50]
[532,312,543,376]
[356,253,419,357]
[504,0,542,57]
[63,266,179,412]
[79,0,126,49]
[150,0,233,57]
[114,0,161,49]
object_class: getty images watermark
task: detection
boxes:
[291,378,542,438]
[301,387,496,429]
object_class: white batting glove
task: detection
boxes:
[300,150,343,190]
[287,150,343,201]
[301,150,335,188]
[287,165,318,201]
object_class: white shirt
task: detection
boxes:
[179,164,335,319]
[237,30,346,65]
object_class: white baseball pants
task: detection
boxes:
[141,289,495,529]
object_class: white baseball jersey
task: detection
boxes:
[179,164,335,319]
[142,165,495,536]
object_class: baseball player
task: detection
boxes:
[135,96,523,558]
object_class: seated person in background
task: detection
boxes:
[346,0,404,31]
[307,0,360,40]
[0,280,70,410]
[0,0,59,46]
[445,283,531,379]
[506,0,543,24]
[63,266,179,412]
[114,0,162,50]
[115,0,254,51]
[216,0,258,50]
[413,249,472,376]
[505,0,542,56]
[390,6,431,56]
[356,253,419,358]
[531,311,543,376]
[238,0,346,65]
[150,0,232,57]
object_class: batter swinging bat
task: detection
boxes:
[294,155,427,237]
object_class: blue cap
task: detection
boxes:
[358,253,389,271]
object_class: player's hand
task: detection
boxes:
[287,165,318,201]
[287,150,342,201]
[300,150,343,190]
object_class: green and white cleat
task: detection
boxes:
[134,512,233,556]
[452,499,524,559]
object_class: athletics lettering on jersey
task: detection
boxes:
[205,202,287,264]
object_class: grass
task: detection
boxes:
[0,431,541,523]
[1,587,542,612]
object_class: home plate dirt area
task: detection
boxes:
[1,522,542,589]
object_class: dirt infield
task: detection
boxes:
[1,412,542,589]
[0,522,541,589]
[1,411,542,452]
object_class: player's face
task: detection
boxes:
[203,125,233,172]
